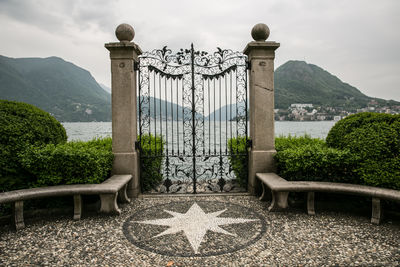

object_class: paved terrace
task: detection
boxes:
[0,195,399,266]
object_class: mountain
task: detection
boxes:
[274,60,399,110]
[100,83,111,94]
[205,102,247,121]
[205,60,400,120]
[138,96,202,120]
[2,55,397,123]
[0,55,111,122]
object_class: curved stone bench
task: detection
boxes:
[0,174,132,230]
[256,173,400,225]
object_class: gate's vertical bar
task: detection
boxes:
[171,79,174,155]
[153,72,156,155]
[225,74,228,155]
[229,71,233,153]
[244,23,280,195]
[165,76,169,179]
[235,69,239,154]
[213,79,216,154]
[138,60,142,154]
[208,79,211,155]
[219,77,222,156]
[219,76,223,180]
[165,78,168,155]
[182,80,186,156]
[245,62,249,188]
[190,43,197,193]
[105,24,142,198]
[203,78,205,155]
[138,58,143,191]
[159,75,162,155]
[177,79,180,155]
[245,63,249,140]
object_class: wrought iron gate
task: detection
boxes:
[138,44,249,193]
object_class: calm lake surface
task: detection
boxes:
[62,121,337,142]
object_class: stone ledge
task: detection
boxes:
[243,41,280,55]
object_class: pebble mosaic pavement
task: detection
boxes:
[0,195,399,266]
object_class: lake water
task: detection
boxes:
[62,121,337,142]
[63,120,337,192]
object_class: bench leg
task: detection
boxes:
[99,193,121,215]
[268,191,289,211]
[73,195,82,220]
[259,182,267,201]
[371,197,382,225]
[307,192,315,215]
[118,184,131,203]
[12,201,25,230]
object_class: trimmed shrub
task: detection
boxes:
[139,134,165,191]
[228,135,352,187]
[0,100,67,191]
[357,158,400,189]
[340,121,400,162]
[326,113,400,190]
[275,140,357,183]
[19,138,113,186]
[326,112,400,149]
[275,134,325,152]
[228,136,249,188]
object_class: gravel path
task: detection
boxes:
[1,195,399,266]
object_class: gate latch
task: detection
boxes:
[135,141,141,150]
[246,139,252,149]
[134,61,139,71]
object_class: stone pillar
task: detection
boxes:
[105,24,142,198]
[244,23,280,195]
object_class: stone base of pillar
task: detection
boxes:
[248,149,276,195]
[112,152,140,198]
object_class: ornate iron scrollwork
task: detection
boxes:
[138,44,248,194]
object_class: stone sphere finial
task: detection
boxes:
[115,23,135,42]
[251,23,270,41]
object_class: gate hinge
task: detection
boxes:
[134,61,139,71]
[247,60,251,70]
[135,140,141,150]
[246,139,252,149]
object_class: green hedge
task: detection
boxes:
[19,138,113,186]
[340,121,400,162]
[3,130,163,191]
[326,113,400,190]
[275,135,325,152]
[276,112,400,190]
[357,158,400,189]
[0,100,67,191]
[139,134,165,191]
[326,112,400,149]
[275,137,357,183]
[228,136,248,188]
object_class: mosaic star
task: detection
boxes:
[134,202,258,254]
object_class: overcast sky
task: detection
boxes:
[0,0,399,101]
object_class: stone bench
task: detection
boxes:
[0,174,132,230]
[256,173,400,224]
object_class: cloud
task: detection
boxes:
[0,0,117,36]
[0,0,399,101]
[0,0,72,32]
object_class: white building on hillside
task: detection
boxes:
[290,103,313,109]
